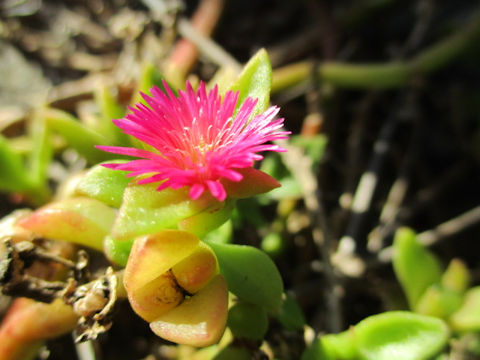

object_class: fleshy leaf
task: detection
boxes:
[150,274,228,347]
[392,227,443,309]
[75,161,131,208]
[127,271,184,322]
[171,241,219,294]
[441,258,470,294]
[274,292,306,331]
[0,134,33,192]
[203,220,233,245]
[205,241,283,311]
[221,168,280,199]
[94,85,129,146]
[133,63,176,107]
[27,116,52,196]
[321,330,357,360]
[355,311,449,360]
[229,48,272,116]
[0,298,78,360]
[178,200,235,238]
[301,338,332,360]
[103,235,134,267]
[415,284,463,318]
[123,230,199,292]
[111,181,217,240]
[41,108,112,164]
[227,301,268,341]
[450,287,480,332]
[18,197,115,251]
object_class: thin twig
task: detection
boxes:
[163,0,226,86]
[334,111,399,274]
[378,206,480,262]
[176,18,241,72]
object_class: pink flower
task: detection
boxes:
[96,81,289,201]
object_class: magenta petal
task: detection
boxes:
[189,183,205,199]
[220,169,243,182]
[96,81,289,200]
[206,180,227,201]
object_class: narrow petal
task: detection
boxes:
[189,184,205,200]
[206,181,227,201]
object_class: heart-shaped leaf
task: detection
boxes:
[124,230,199,291]
[150,274,228,347]
[205,241,283,311]
[355,311,449,360]
[227,301,268,340]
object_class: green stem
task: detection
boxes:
[271,11,480,92]
[40,108,111,164]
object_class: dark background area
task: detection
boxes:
[1,0,480,359]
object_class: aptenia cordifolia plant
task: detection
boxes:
[0,48,467,360]
[0,50,294,359]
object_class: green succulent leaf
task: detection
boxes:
[0,134,32,192]
[75,161,131,208]
[203,220,233,244]
[392,227,443,309]
[229,48,272,117]
[321,330,357,360]
[450,287,480,332]
[415,284,464,319]
[94,85,129,146]
[301,338,333,360]
[274,292,306,331]
[355,311,449,360]
[178,199,235,239]
[27,116,52,192]
[208,65,239,94]
[302,312,448,360]
[111,181,218,240]
[103,235,134,266]
[42,108,112,163]
[441,258,470,294]
[227,301,269,340]
[205,241,283,311]
[133,63,176,106]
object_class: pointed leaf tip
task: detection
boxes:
[222,167,280,199]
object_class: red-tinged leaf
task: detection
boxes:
[127,272,184,322]
[171,242,218,294]
[150,274,228,347]
[123,230,199,292]
[18,197,115,251]
[221,167,280,199]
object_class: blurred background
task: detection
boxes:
[1,0,480,359]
